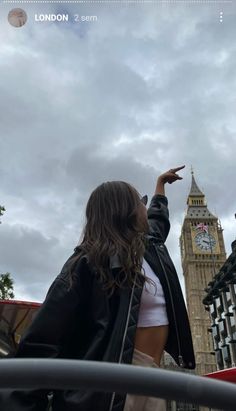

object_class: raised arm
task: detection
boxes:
[147,165,185,242]
[154,165,185,196]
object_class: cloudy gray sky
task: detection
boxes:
[0,1,235,303]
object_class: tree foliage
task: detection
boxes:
[0,272,15,300]
[0,207,14,299]
[0,205,6,224]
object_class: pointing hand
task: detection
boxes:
[158,165,185,185]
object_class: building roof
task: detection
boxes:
[185,171,217,220]
[188,170,204,197]
[185,206,217,220]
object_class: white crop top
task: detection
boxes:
[137,258,169,327]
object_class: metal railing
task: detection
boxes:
[0,359,236,410]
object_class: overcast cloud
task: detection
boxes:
[0,2,235,302]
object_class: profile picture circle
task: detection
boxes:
[8,8,27,28]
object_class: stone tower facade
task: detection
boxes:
[179,171,227,376]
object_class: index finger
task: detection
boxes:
[171,165,185,172]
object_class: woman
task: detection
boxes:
[0,165,195,411]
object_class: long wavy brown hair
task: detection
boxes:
[68,181,154,296]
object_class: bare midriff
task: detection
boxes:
[134,325,169,366]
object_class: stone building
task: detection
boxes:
[179,171,227,377]
[162,171,228,410]
[203,239,236,369]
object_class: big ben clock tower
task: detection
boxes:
[180,170,227,377]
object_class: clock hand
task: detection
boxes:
[202,240,210,244]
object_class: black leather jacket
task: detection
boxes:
[0,194,195,411]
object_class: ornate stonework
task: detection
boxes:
[180,171,227,377]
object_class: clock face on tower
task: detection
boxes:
[194,232,216,251]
